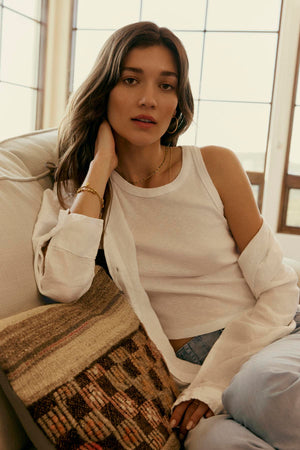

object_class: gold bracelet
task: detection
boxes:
[76,183,104,210]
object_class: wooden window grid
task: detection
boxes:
[278,34,300,234]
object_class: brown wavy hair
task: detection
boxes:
[55,21,194,212]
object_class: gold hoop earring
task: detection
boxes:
[167,117,178,134]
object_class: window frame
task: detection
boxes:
[261,0,300,244]
[45,0,300,256]
[41,0,74,129]
[278,35,300,234]
[0,0,48,133]
[35,0,48,129]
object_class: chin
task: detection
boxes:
[116,131,162,148]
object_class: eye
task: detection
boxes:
[160,83,175,91]
[123,77,138,86]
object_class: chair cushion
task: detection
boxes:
[0,129,58,189]
[0,267,180,449]
[0,129,58,450]
[0,129,58,320]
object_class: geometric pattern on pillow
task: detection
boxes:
[0,268,180,449]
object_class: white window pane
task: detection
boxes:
[175,32,203,98]
[288,107,300,176]
[201,33,277,102]
[1,9,40,86]
[0,83,36,141]
[196,101,270,171]
[76,0,140,29]
[3,0,40,19]
[72,30,203,96]
[207,0,282,31]
[72,30,112,91]
[286,190,300,228]
[142,0,206,30]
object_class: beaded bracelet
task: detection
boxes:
[76,183,104,211]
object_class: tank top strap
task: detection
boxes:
[185,146,224,213]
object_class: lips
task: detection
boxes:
[132,115,157,124]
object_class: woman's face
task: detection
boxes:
[107,45,178,149]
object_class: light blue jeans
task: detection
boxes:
[177,313,300,449]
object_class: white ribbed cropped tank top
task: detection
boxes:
[111,146,255,339]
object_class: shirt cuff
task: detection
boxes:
[52,209,103,259]
[172,385,225,416]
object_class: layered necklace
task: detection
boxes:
[117,146,169,185]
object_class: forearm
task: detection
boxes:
[70,158,112,219]
[70,120,118,219]
[33,121,117,300]
[32,186,104,303]
[175,289,297,414]
[173,220,299,414]
[34,209,103,302]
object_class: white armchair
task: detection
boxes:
[0,129,299,449]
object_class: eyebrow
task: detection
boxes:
[122,66,178,79]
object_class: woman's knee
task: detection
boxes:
[223,334,300,449]
[184,415,272,450]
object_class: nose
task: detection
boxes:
[138,83,157,108]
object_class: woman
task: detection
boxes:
[33,22,300,449]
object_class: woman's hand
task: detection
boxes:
[170,399,214,441]
[71,120,117,219]
[94,120,118,173]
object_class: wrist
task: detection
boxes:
[93,152,116,173]
[78,160,112,202]
[89,157,114,180]
[77,183,104,211]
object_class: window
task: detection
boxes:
[279,44,300,232]
[0,0,47,141]
[70,0,300,249]
[71,0,281,208]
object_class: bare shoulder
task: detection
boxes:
[199,145,262,252]
[199,145,250,198]
[200,146,243,186]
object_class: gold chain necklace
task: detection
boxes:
[117,147,169,185]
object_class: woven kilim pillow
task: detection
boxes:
[0,267,180,449]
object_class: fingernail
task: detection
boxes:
[170,419,176,428]
[186,420,194,430]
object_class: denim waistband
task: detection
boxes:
[175,329,223,366]
[176,310,300,365]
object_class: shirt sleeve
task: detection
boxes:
[172,220,299,414]
[32,186,103,302]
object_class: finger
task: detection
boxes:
[205,409,214,418]
[179,401,209,439]
[169,401,191,428]
[186,403,212,429]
